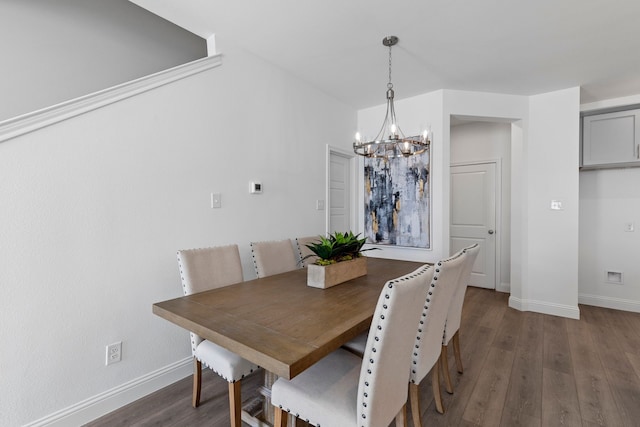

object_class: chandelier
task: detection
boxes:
[353,36,430,159]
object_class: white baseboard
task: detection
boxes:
[509,296,580,319]
[24,357,192,427]
[579,293,640,313]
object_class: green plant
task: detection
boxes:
[304,231,377,266]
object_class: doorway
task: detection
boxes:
[327,146,356,234]
[449,118,511,291]
[450,162,498,289]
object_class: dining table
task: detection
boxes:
[153,256,425,425]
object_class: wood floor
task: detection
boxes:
[85,287,640,427]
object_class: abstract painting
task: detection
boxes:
[364,150,431,248]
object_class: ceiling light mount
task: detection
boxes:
[353,35,430,159]
[382,35,398,47]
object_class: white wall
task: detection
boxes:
[520,88,581,318]
[0,38,355,426]
[450,121,511,291]
[578,95,640,313]
[580,167,640,311]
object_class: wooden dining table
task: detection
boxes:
[153,256,425,425]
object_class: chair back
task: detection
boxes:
[443,243,480,345]
[295,236,321,267]
[357,264,434,427]
[250,239,299,278]
[409,252,466,385]
[177,245,244,353]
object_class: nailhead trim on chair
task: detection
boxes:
[409,252,464,383]
[198,359,257,383]
[250,246,259,277]
[277,406,321,427]
[358,264,433,424]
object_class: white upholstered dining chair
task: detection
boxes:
[177,245,259,427]
[440,243,480,394]
[409,251,466,427]
[295,235,320,267]
[250,239,300,278]
[270,263,435,427]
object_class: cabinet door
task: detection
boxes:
[582,110,640,166]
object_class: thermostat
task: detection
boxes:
[250,181,263,194]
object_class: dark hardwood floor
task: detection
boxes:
[85,287,640,426]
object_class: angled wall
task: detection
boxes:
[0,0,206,121]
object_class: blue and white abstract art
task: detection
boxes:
[364,151,431,248]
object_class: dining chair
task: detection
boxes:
[270,263,435,427]
[409,251,466,426]
[250,239,300,278]
[295,235,320,267]
[440,243,480,395]
[177,245,260,427]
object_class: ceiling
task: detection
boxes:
[129,0,640,109]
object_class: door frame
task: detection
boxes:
[326,145,357,235]
[450,158,502,290]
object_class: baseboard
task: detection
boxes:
[579,293,640,313]
[509,296,580,319]
[24,357,192,427]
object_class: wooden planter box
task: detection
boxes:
[307,257,368,289]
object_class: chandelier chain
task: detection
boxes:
[387,43,393,89]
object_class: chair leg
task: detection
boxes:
[274,406,288,427]
[409,383,422,427]
[395,403,407,427]
[453,331,464,374]
[441,345,454,394]
[228,381,242,427]
[431,362,445,414]
[192,358,202,408]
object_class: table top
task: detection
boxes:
[153,257,425,379]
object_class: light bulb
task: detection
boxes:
[390,123,397,135]
[355,132,362,143]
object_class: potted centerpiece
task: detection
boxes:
[303,231,376,289]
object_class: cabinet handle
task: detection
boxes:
[637,144,639,159]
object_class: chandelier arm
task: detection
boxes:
[373,97,392,142]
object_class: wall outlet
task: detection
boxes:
[106,341,122,366]
[606,271,623,285]
[210,193,221,208]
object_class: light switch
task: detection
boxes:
[316,200,325,210]
[625,222,635,232]
[211,193,221,208]
[550,200,563,210]
[250,182,263,194]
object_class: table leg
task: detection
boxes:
[260,371,276,423]
[249,369,309,427]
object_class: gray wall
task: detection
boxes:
[0,0,206,121]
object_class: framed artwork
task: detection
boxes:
[364,150,431,248]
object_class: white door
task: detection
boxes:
[328,150,353,233]
[450,163,497,289]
